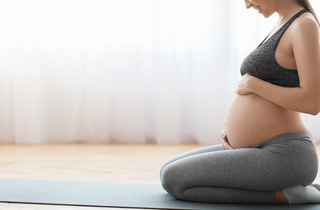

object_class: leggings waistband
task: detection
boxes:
[253,130,313,148]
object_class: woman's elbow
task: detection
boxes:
[308,103,320,116]
[309,109,320,116]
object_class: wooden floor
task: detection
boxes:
[0,142,320,210]
[0,143,204,210]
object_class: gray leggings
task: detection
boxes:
[160,130,318,204]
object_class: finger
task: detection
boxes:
[222,138,231,148]
[222,133,227,140]
[226,143,235,150]
[224,142,234,150]
[228,142,235,149]
[221,132,227,139]
[222,138,234,150]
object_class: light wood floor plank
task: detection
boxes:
[0,143,203,210]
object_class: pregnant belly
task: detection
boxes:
[226,93,306,149]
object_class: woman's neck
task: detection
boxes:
[275,1,305,23]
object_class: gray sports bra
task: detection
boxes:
[240,9,309,88]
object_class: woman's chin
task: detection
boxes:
[261,11,273,19]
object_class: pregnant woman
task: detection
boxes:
[160,0,320,204]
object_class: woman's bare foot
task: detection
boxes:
[273,190,289,204]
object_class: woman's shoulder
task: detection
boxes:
[291,12,319,36]
[289,12,319,48]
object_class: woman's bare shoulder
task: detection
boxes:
[291,12,319,36]
[289,12,319,53]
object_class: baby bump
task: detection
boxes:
[226,93,306,149]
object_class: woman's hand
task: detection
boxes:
[236,73,254,95]
[221,129,235,150]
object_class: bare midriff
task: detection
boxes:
[226,93,306,149]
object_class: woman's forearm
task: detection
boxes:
[248,76,319,115]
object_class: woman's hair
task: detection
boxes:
[298,0,320,26]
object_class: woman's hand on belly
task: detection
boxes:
[236,73,254,95]
[221,129,235,150]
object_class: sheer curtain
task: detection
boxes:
[0,0,319,144]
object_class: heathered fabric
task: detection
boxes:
[240,9,310,88]
[160,130,318,204]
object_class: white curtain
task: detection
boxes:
[0,0,319,144]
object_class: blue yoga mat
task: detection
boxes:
[0,179,319,210]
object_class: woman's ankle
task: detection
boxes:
[273,189,289,204]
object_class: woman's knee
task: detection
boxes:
[159,159,175,181]
[160,163,186,199]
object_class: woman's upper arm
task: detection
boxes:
[292,15,320,111]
